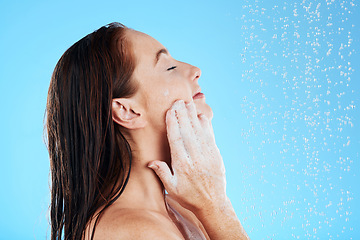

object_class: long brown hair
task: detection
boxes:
[45,22,137,240]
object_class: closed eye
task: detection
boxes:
[167,66,177,71]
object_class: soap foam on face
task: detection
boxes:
[164,89,169,96]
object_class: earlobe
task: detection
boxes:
[112,98,146,129]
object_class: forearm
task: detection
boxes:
[193,197,250,240]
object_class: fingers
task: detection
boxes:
[148,161,175,191]
[166,100,216,168]
[171,100,205,162]
[198,113,215,143]
[185,101,203,136]
[166,107,190,165]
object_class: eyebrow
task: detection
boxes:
[154,48,168,66]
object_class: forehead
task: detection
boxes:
[125,29,164,63]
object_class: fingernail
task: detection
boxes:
[148,163,158,170]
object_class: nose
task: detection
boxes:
[190,65,201,82]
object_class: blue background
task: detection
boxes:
[0,0,359,239]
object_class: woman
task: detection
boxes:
[46,22,249,240]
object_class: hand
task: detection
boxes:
[148,100,227,211]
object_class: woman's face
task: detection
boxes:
[126,29,212,131]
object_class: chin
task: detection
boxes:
[204,106,213,120]
[206,109,213,120]
[195,101,213,120]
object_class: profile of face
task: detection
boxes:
[124,29,213,133]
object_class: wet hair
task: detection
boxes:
[45,22,137,240]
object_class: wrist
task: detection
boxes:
[191,197,250,240]
[192,196,234,219]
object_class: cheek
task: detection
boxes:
[161,86,192,106]
[146,88,179,130]
[147,82,193,129]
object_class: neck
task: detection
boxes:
[113,126,171,214]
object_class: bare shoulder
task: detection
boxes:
[89,208,184,240]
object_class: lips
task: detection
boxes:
[193,91,205,100]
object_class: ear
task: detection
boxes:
[112,98,147,129]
